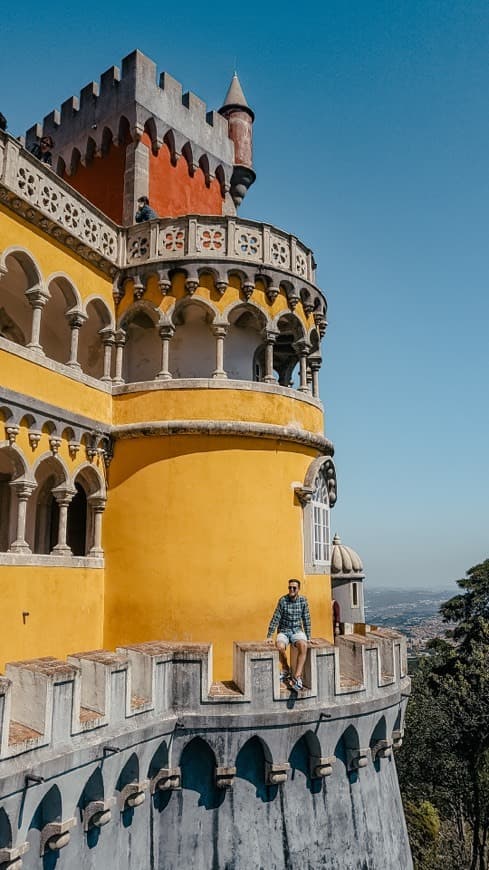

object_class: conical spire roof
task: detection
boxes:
[222,73,249,109]
[219,73,254,120]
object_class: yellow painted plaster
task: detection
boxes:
[103,435,333,678]
[0,566,104,670]
[113,388,324,434]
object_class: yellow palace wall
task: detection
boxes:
[103,433,333,679]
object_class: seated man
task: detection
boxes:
[266,579,317,690]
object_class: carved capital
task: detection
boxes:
[28,430,42,450]
[25,286,49,309]
[159,324,175,341]
[68,311,87,330]
[5,425,19,446]
[294,484,314,505]
[114,328,127,347]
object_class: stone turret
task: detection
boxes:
[331,533,366,627]
[219,73,256,207]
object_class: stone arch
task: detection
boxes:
[28,784,63,856]
[0,442,31,552]
[163,129,177,165]
[70,147,81,176]
[86,136,97,165]
[215,164,226,196]
[198,154,210,186]
[170,297,217,379]
[235,736,274,802]
[179,737,223,811]
[0,247,43,349]
[101,126,114,157]
[181,142,195,177]
[79,295,113,379]
[29,453,70,554]
[120,301,160,383]
[68,463,105,557]
[116,752,140,793]
[224,301,268,381]
[271,311,306,388]
[41,274,81,364]
[118,115,132,146]
[143,117,158,155]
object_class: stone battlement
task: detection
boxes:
[24,50,235,181]
[0,630,408,765]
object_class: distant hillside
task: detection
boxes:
[364,587,453,628]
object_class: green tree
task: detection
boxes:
[398,559,489,870]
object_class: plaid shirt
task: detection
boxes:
[267,595,311,640]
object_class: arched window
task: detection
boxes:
[67,466,106,557]
[296,457,336,574]
[66,482,87,556]
[311,470,330,566]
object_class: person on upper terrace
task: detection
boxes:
[135,196,159,223]
[266,579,318,691]
[29,135,54,165]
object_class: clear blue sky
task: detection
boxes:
[1,0,487,589]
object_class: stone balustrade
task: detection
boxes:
[124,215,315,283]
[0,134,322,305]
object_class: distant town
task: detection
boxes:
[364,587,455,659]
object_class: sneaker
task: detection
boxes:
[291,676,303,691]
[280,670,291,682]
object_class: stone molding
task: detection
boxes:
[113,419,334,454]
[0,554,104,568]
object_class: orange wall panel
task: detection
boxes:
[144,135,224,217]
[64,142,127,224]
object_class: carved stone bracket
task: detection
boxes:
[392,729,404,750]
[265,762,290,785]
[82,798,115,832]
[371,739,393,762]
[0,841,30,869]
[309,755,336,779]
[215,766,236,789]
[39,818,76,856]
[118,780,149,811]
[346,748,369,773]
[150,767,181,794]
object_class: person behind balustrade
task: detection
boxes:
[29,135,54,165]
[135,196,159,223]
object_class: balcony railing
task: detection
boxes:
[0,133,319,290]
[124,216,316,283]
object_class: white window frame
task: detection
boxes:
[304,469,331,573]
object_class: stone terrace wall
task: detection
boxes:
[0,631,412,869]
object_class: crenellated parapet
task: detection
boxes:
[24,51,235,192]
[0,631,409,764]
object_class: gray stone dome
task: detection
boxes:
[331,534,365,578]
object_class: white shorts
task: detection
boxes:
[276,630,308,647]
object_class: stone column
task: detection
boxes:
[309,358,322,399]
[52,487,76,555]
[25,287,49,352]
[294,340,311,393]
[88,496,106,557]
[8,481,36,554]
[123,134,150,227]
[67,312,86,369]
[263,329,279,383]
[100,328,115,382]
[156,324,175,381]
[113,329,126,386]
[212,324,228,380]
